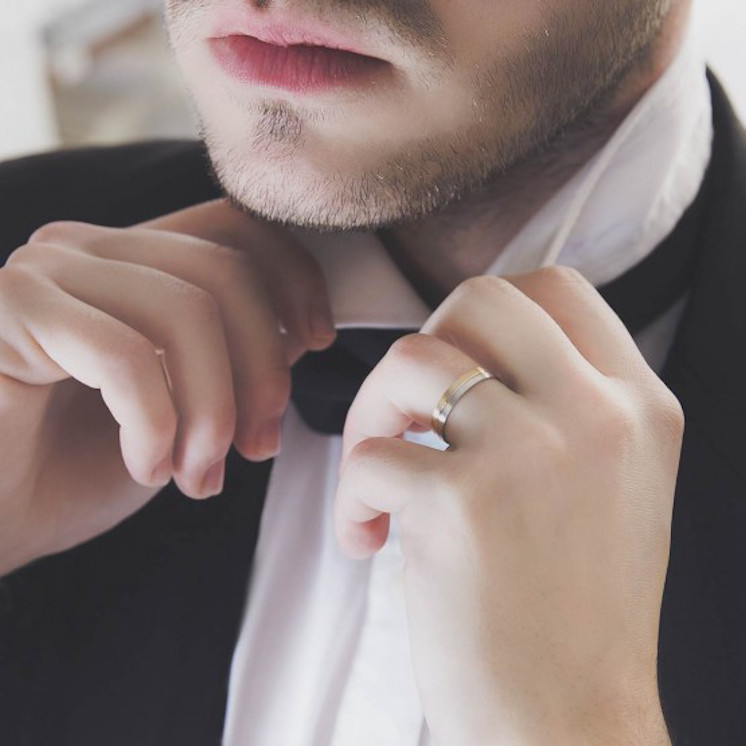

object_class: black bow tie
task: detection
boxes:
[290,166,711,436]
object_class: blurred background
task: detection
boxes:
[0,0,744,163]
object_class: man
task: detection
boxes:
[0,0,743,744]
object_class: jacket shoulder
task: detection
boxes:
[0,139,221,264]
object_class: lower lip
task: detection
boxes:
[209,35,389,93]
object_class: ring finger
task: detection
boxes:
[341,332,526,468]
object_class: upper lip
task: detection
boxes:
[209,9,386,61]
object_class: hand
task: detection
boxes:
[0,199,336,575]
[334,268,680,745]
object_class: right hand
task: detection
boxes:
[0,199,337,575]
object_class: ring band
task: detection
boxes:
[431,366,497,444]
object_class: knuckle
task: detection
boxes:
[4,242,52,269]
[534,264,588,287]
[0,266,37,317]
[27,221,118,259]
[27,221,76,245]
[453,274,510,302]
[28,220,106,247]
[587,393,639,451]
[345,437,387,471]
[650,389,686,438]
[3,245,30,268]
[560,376,641,457]
[190,405,238,449]
[0,260,33,289]
[386,333,432,368]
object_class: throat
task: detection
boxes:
[376,224,508,311]
[375,184,544,310]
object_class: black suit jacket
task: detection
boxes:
[0,74,744,745]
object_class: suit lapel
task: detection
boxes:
[656,73,746,743]
[1,451,274,746]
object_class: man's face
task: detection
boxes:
[165,0,670,230]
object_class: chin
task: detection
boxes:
[202,139,420,232]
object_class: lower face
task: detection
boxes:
[165,0,670,230]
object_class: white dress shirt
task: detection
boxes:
[222,21,713,746]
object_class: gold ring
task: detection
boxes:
[431,365,497,444]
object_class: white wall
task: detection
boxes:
[0,0,744,162]
[692,0,746,119]
[0,5,62,160]
[0,1,163,160]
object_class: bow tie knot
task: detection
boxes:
[290,327,418,435]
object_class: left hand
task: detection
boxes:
[333,267,681,745]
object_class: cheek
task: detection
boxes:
[420,0,554,128]
[432,0,547,68]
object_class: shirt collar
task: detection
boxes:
[288,19,712,332]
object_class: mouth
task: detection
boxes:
[208,34,391,94]
[206,10,393,95]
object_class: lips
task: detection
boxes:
[209,34,390,93]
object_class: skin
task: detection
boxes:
[335,268,682,744]
[0,0,693,741]
[0,203,337,574]
[165,0,689,306]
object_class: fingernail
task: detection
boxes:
[256,417,282,459]
[311,302,336,342]
[200,459,225,496]
[150,455,172,486]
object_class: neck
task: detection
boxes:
[376,4,691,310]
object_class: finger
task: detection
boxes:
[239,229,338,351]
[136,197,231,234]
[138,200,338,347]
[8,269,178,489]
[420,275,605,405]
[280,328,308,367]
[499,266,652,382]
[26,222,293,462]
[19,244,236,499]
[341,332,524,468]
[334,435,446,559]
